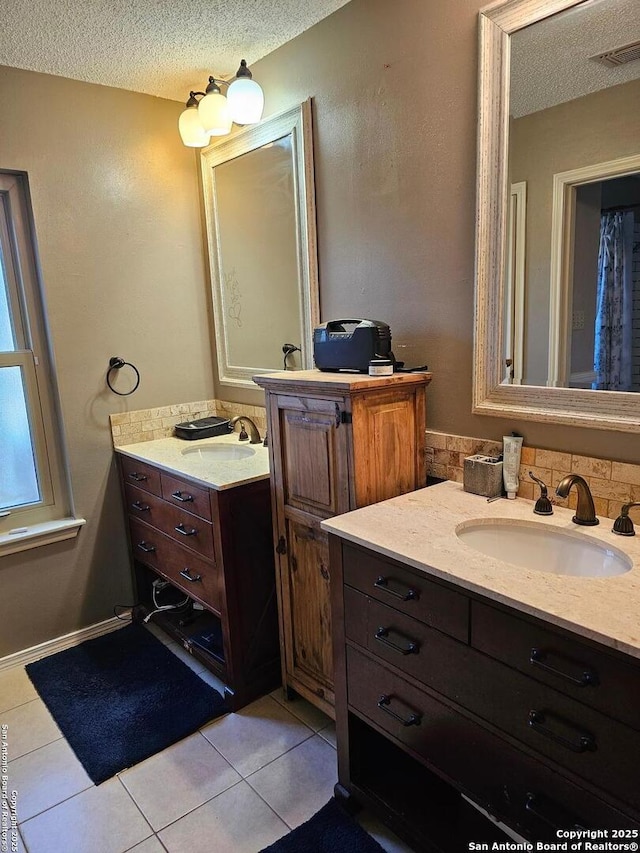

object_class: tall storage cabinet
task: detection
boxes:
[254,370,432,716]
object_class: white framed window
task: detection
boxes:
[0,172,83,554]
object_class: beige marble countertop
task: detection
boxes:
[115,433,270,491]
[322,480,640,660]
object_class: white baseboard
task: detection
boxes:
[0,616,128,673]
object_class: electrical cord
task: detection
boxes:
[282,343,301,369]
[143,584,190,623]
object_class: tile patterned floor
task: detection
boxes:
[1,629,414,853]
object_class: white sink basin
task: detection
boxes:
[456,519,632,578]
[181,444,256,462]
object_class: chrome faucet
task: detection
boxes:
[555,474,599,526]
[229,415,262,444]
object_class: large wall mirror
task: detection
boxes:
[474,0,640,431]
[201,99,319,388]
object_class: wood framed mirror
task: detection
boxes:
[474,0,640,431]
[201,99,319,388]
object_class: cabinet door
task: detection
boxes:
[283,516,334,704]
[351,386,426,507]
[269,394,351,706]
[272,394,351,516]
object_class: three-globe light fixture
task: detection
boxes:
[178,60,264,147]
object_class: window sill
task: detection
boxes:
[0,518,86,557]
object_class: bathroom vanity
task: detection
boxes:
[324,482,640,849]
[116,435,279,710]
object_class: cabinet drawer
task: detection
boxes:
[344,588,469,703]
[346,646,639,837]
[128,518,221,612]
[343,544,468,642]
[120,456,162,496]
[461,649,640,813]
[125,483,215,560]
[161,473,212,521]
[471,601,640,732]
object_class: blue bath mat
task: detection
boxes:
[26,623,227,784]
[260,799,386,853]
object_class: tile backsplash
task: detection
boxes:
[426,430,640,521]
[109,399,267,447]
[110,407,636,523]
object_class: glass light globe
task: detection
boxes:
[227,77,264,125]
[198,91,232,136]
[178,106,209,147]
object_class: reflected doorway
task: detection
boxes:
[569,174,640,390]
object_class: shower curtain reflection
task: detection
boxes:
[594,210,634,391]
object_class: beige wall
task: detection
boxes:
[509,78,640,384]
[0,66,213,656]
[227,0,640,462]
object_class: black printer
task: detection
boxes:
[313,319,394,373]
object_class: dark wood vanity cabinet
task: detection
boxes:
[254,370,432,717]
[117,453,280,711]
[330,537,640,850]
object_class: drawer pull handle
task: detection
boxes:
[377,695,421,727]
[524,793,588,832]
[174,523,197,537]
[375,627,419,656]
[528,710,596,754]
[131,501,150,512]
[171,491,194,503]
[179,568,202,583]
[530,648,597,687]
[137,541,156,553]
[374,576,418,602]
[128,472,148,482]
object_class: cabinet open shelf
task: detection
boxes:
[135,565,227,675]
[346,713,509,852]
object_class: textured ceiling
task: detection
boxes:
[511,0,640,117]
[0,0,351,102]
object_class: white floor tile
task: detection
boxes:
[125,837,166,853]
[0,668,38,713]
[20,778,152,853]
[10,738,92,822]
[143,623,175,646]
[120,732,240,830]
[1,699,61,760]
[159,781,288,853]
[317,722,337,748]
[270,688,333,731]
[247,734,337,829]
[163,641,207,674]
[200,695,313,777]
[194,667,227,696]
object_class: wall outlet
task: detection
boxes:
[152,578,170,591]
[572,310,585,331]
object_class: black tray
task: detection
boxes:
[174,416,231,440]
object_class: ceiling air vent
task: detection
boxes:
[591,40,640,67]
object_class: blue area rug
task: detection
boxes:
[260,799,386,853]
[26,623,227,784]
